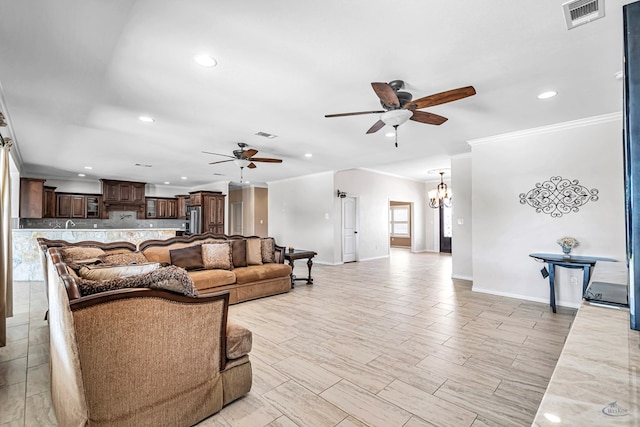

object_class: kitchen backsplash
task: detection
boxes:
[18,216,186,230]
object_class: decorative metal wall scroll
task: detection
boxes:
[519,176,599,218]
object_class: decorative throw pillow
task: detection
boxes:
[99,251,148,265]
[245,238,263,265]
[261,238,276,263]
[78,262,160,281]
[201,242,233,270]
[61,246,106,262]
[77,265,197,297]
[231,239,247,268]
[170,245,205,270]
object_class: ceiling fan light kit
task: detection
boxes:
[203,142,283,182]
[325,80,476,146]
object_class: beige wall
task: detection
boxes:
[254,187,268,237]
[228,185,268,237]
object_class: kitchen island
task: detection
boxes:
[12,228,180,281]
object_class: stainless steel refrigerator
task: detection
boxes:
[186,205,201,235]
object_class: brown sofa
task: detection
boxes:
[138,233,292,304]
[39,239,254,426]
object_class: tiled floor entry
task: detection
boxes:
[0,249,576,426]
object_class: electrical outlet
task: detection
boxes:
[570,276,578,285]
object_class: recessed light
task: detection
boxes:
[385,132,395,137]
[84,166,93,170]
[164,181,170,185]
[537,91,557,100]
[304,153,312,158]
[78,173,86,177]
[181,176,187,180]
[139,116,155,123]
[194,54,217,67]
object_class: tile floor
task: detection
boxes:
[0,249,576,427]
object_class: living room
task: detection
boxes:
[1,1,639,426]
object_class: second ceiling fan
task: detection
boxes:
[325,80,476,146]
[203,142,283,182]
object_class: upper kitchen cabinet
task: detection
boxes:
[19,178,46,218]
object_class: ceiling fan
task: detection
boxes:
[203,142,283,182]
[325,80,476,146]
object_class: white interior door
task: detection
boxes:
[342,196,358,263]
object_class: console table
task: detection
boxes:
[529,253,616,313]
[284,249,317,287]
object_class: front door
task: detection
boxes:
[342,196,358,263]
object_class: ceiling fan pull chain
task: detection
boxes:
[394,125,399,148]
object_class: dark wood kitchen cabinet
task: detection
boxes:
[19,178,46,218]
[146,197,178,219]
[188,191,225,234]
[56,193,86,218]
[43,186,57,218]
[176,194,189,219]
[101,180,146,203]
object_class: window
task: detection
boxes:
[390,205,410,237]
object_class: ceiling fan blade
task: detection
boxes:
[371,82,400,108]
[406,86,476,110]
[249,157,282,163]
[410,110,448,125]
[325,110,385,118]
[248,162,257,169]
[202,151,234,158]
[366,120,386,134]
[208,159,234,165]
[241,149,258,158]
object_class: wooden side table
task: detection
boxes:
[284,249,317,287]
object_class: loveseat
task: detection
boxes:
[39,239,255,426]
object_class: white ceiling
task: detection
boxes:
[0,0,630,187]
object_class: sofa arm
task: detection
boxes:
[226,322,252,360]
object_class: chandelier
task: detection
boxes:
[429,171,452,209]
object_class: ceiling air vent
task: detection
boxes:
[563,0,605,29]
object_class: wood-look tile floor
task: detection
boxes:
[0,249,576,427]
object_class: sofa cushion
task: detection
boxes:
[142,239,225,264]
[170,245,204,271]
[188,269,236,292]
[99,251,148,266]
[226,323,252,360]
[77,265,197,297]
[233,264,292,285]
[245,239,263,265]
[202,242,233,270]
[78,262,160,281]
[230,240,247,268]
[261,238,275,263]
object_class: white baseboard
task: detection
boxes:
[452,274,473,281]
[313,260,341,266]
[358,255,390,262]
[472,286,581,309]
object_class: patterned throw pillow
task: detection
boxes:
[261,238,275,263]
[99,252,148,265]
[231,239,247,268]
[61,246,106,263]
[78,263,160,281]
[170,245,205,270]
[201,242,233,270]
[245,238,263,265]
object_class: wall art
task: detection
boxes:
[519,176,599,218]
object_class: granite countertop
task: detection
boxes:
[532,302,640,426]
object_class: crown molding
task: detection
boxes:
[467,112,622,146]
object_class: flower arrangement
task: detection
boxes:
[557,236,579,249]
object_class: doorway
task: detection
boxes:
[342,195,358,263]
[439,204,452,253]
[389,201,412,249]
